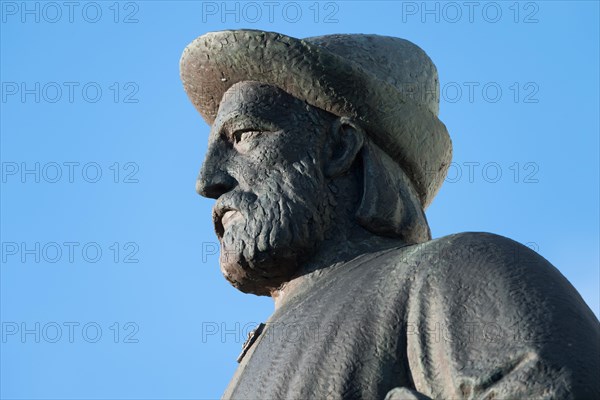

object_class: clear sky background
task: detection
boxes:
[1,1,598,399]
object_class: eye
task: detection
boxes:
[233,129,263,143]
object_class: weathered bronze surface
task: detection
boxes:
[181,30,600,399]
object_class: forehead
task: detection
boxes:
[213,82,310,130]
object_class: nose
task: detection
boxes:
[196,159,237,199]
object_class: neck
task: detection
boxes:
[270,223,406,310]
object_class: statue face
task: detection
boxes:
[197,82,335,295]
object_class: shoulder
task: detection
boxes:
[396,234,600,397]
[383,231,598,324]
[391,231,550,283]
[391,231,598,334]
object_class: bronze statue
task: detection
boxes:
[180,30,599,399]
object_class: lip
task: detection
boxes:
[222,210,242,229]
[213,207,242,238]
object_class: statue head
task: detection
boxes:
[181,30,452,296]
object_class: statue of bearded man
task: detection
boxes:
[180,30,600,399]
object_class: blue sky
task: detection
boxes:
[1,1,598,399]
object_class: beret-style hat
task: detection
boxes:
[180,29,452,208]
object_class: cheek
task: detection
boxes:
[254,145,282,167]
[260,133,319,162]
[233,146,305,185]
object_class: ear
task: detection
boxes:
[324,117,365,178]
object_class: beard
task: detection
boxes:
[214,159,333,296]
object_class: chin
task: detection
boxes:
[215,190,327,295]
[219,238,305,296]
